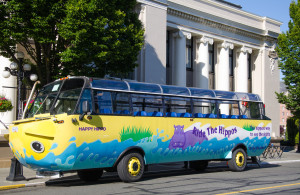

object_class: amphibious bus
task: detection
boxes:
[8,76,271,182]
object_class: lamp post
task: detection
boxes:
[2,52,38,181]
[2,52,38,119]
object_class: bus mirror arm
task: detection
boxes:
[79,101,90,121]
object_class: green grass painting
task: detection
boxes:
[120,126,153,142]
[243,124,255,131]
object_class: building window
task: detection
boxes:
[229,49,234,91]
[209,43,215,90]
[248,53,252,79]
[209,44,214,73]
[166,31,170,67]
[186,38,193,69]
[248,53,252,93]
[282,112,284,116]
[229,49,234,76]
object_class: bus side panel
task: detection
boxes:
[10,115,271,172]
[58,116,271,169]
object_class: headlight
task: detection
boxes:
[31,141,45,153]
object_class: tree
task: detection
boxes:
[0,0,144,85]
[276,0,300,152]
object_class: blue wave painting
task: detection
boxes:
[14,129,270,172]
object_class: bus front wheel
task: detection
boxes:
[77,168,103,182]
[117,152,145,183]
[228,148,247,172]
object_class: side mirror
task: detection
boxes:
[79,101,90,121]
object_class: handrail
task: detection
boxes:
[22,81,40,119]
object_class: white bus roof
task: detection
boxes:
[89,78,262,102]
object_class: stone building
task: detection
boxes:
[134,0,281,137]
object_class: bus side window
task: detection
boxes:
[112,92,130,115]
[218,101,239,119]
[164,96,191,117]
[248,102,261,119]
[76,89,93,114]
[239,101,262,119]
[193,99,216,116]
[93,90,113,114]
[131,94,163,115]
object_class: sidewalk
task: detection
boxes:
[0,149,299,191]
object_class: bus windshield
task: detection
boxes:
[26,78,85,118]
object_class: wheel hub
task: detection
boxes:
[235,152,245,167]
[128,157,141,176]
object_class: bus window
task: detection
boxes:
[93,91,113,114]
[112,92,130,115]
[193,99,216,116]
[239,101,263,119]
[132,94,163,115]
[26,81,62,117]
[164,96,191,117]
[218,101,239,118]
[248,102,261,119]
[76,89,93,114]
[52,88,82,115]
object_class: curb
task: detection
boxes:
[0,181,45,191]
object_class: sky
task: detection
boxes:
[226,0,294,80]
[226,0,293,32]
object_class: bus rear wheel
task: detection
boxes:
[117,152,144,183]
[190,160,208,171]
[77,168,103,182]
[228,148,247,172]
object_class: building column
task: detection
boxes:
[216,41,234,91]
[236,46,252,92]
[194,36,214,89]
[172,30,191,87]
[216,41,234,115]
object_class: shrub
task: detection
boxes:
[286,118,299,146]
[0,96,13,112]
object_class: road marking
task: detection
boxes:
[216,182,300,195]
[0,184,25,190]
[0,182,45,191]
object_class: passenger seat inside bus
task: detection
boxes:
[134,111,147,116]
[178,113,192,117]
[147,111,163,117]
[99,108,112,114]
[166,112,177,117]
[194,113,204,118]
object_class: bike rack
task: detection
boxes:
[261,145,286,159]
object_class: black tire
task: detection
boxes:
[77,168,103,182]
[190,160,208,171]
[228,148,247,172]
[117,152,144,183]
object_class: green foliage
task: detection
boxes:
[286,118,299,145]
[120,126,152,142]
[0,96,13,112]
[242,124,255,131]
[275,0,300,118]
[0,0,144,85]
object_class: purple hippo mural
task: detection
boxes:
[169,125,208,150]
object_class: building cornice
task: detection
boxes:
[168,8,278,42]
[137,0,168,10]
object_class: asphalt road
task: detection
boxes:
[2,161,300,195]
